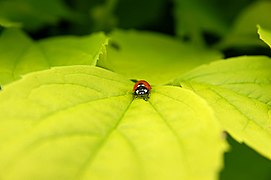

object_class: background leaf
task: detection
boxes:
[173,0,228,46]
[114,0,167,29]
[220,136,271,180]
[258,25,271,49]
[172,56,271,159]
[0,28,108,85]
[217,1,271,49]
[0,66,226,180]
[98,29,222,84]
[0,18,21,28]
[0,0,73,31]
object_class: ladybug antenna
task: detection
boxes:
[130,79,138,83]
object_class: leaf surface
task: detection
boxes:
[173,56,271,159]
[0,28,108,85]
[0,66,226,180]
[258,25,271,48]
[98,29,222,84]
[174,0,227,46]
[217,1,271,49]
[0,18,21,28]
[0,0,73,30]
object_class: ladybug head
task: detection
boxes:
[134,84,149,95]
[133,80,151,101]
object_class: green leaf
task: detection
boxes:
[217,1,271,49]
[0,17,21,28]
[173,0,227,46]
[221,137,271,180]
[0,0,73,30]
[0,28,108,85]
[98,29,222,84]
[90,0,118,32]
[90,0,167,31]
[172,56,271,159]
[0,66,226,180]
[258,25,271,49]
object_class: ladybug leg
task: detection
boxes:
[133,92,138,100]
[143,94,149,101]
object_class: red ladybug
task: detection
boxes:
[133,80,151,101]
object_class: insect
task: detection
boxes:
[133,80,151,101]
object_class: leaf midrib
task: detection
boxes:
[75,98,134,180]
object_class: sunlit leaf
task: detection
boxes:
[172,56,271,159]
[258,25,271,49]
[98,29,222,84]
[0,28,108,85]
[0,66,226,180]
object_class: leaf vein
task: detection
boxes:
[148,100,188,169]
[155,91,197,114]
[31,93,131,127]
[117,130,144,179]
[207,86,270,133]
[75,99,133,179]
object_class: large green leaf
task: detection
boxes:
[0,66,226,180]
[258,25,271,49]
[217,1,271,49]
[172,56,271,159]
[0,28,108,85]
[0,0,73,30]
[98,29,222,85]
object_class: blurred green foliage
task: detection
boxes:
[221,136,271,180]
[0,0,271,179]
[1,0,270,52]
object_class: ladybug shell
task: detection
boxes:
[133,80,151,91]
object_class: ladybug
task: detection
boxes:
[133,80,151,101]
